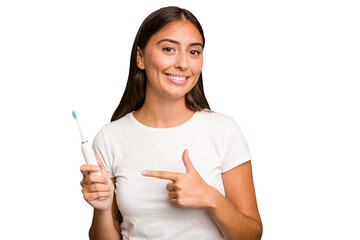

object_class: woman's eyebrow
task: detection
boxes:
[157,38,203,48]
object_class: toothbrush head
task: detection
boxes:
[72,110,86,142]
[72,110,77,119]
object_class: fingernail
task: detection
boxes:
[96,167,101,171]
[142,170,147,175]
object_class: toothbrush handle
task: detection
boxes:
[81,142,101,176]
[81,141,105,200]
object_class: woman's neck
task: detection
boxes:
[133,97,195,128]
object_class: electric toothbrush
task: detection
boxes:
[73,110,106,200]
[72,110,101,175]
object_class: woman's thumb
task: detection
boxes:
[95,154,109,178]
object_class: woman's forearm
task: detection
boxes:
[207,188,262,240]
[89,208,121,240]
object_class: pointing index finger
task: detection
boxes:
[142,170,180,181]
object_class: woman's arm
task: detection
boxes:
[207,160,262,240]
[89,178,121,240]
[142,150,262,239]
[81,154,121,240]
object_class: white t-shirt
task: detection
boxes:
[92,109,252,240]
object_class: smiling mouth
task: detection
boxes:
[164,73,189,83]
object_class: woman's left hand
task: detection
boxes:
[142,149,217,209]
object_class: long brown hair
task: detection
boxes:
[111,6,211,122]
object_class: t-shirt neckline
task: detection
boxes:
[128,110,199,132]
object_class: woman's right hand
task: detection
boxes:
[80,154,114,211]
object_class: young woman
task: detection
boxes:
[80,6,262,240]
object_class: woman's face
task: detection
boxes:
[137,20,203,100]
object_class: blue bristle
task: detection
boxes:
[72,111,77,119]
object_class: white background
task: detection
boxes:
[1,0,359,239]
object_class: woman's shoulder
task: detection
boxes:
[98,111,133,133]
[195,109,238,133]
[198,108,233,122]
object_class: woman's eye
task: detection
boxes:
[190,50,200,56]
[163,47,175,53]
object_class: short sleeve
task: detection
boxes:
[92,128,114,178]
[221,117,252,172]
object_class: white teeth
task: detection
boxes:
[166,74,187,81]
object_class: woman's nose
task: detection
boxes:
[174,51,188,71]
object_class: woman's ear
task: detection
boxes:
[137,46,145,70]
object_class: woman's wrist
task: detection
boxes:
[94,206,113,216]
[205,186,223,210]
